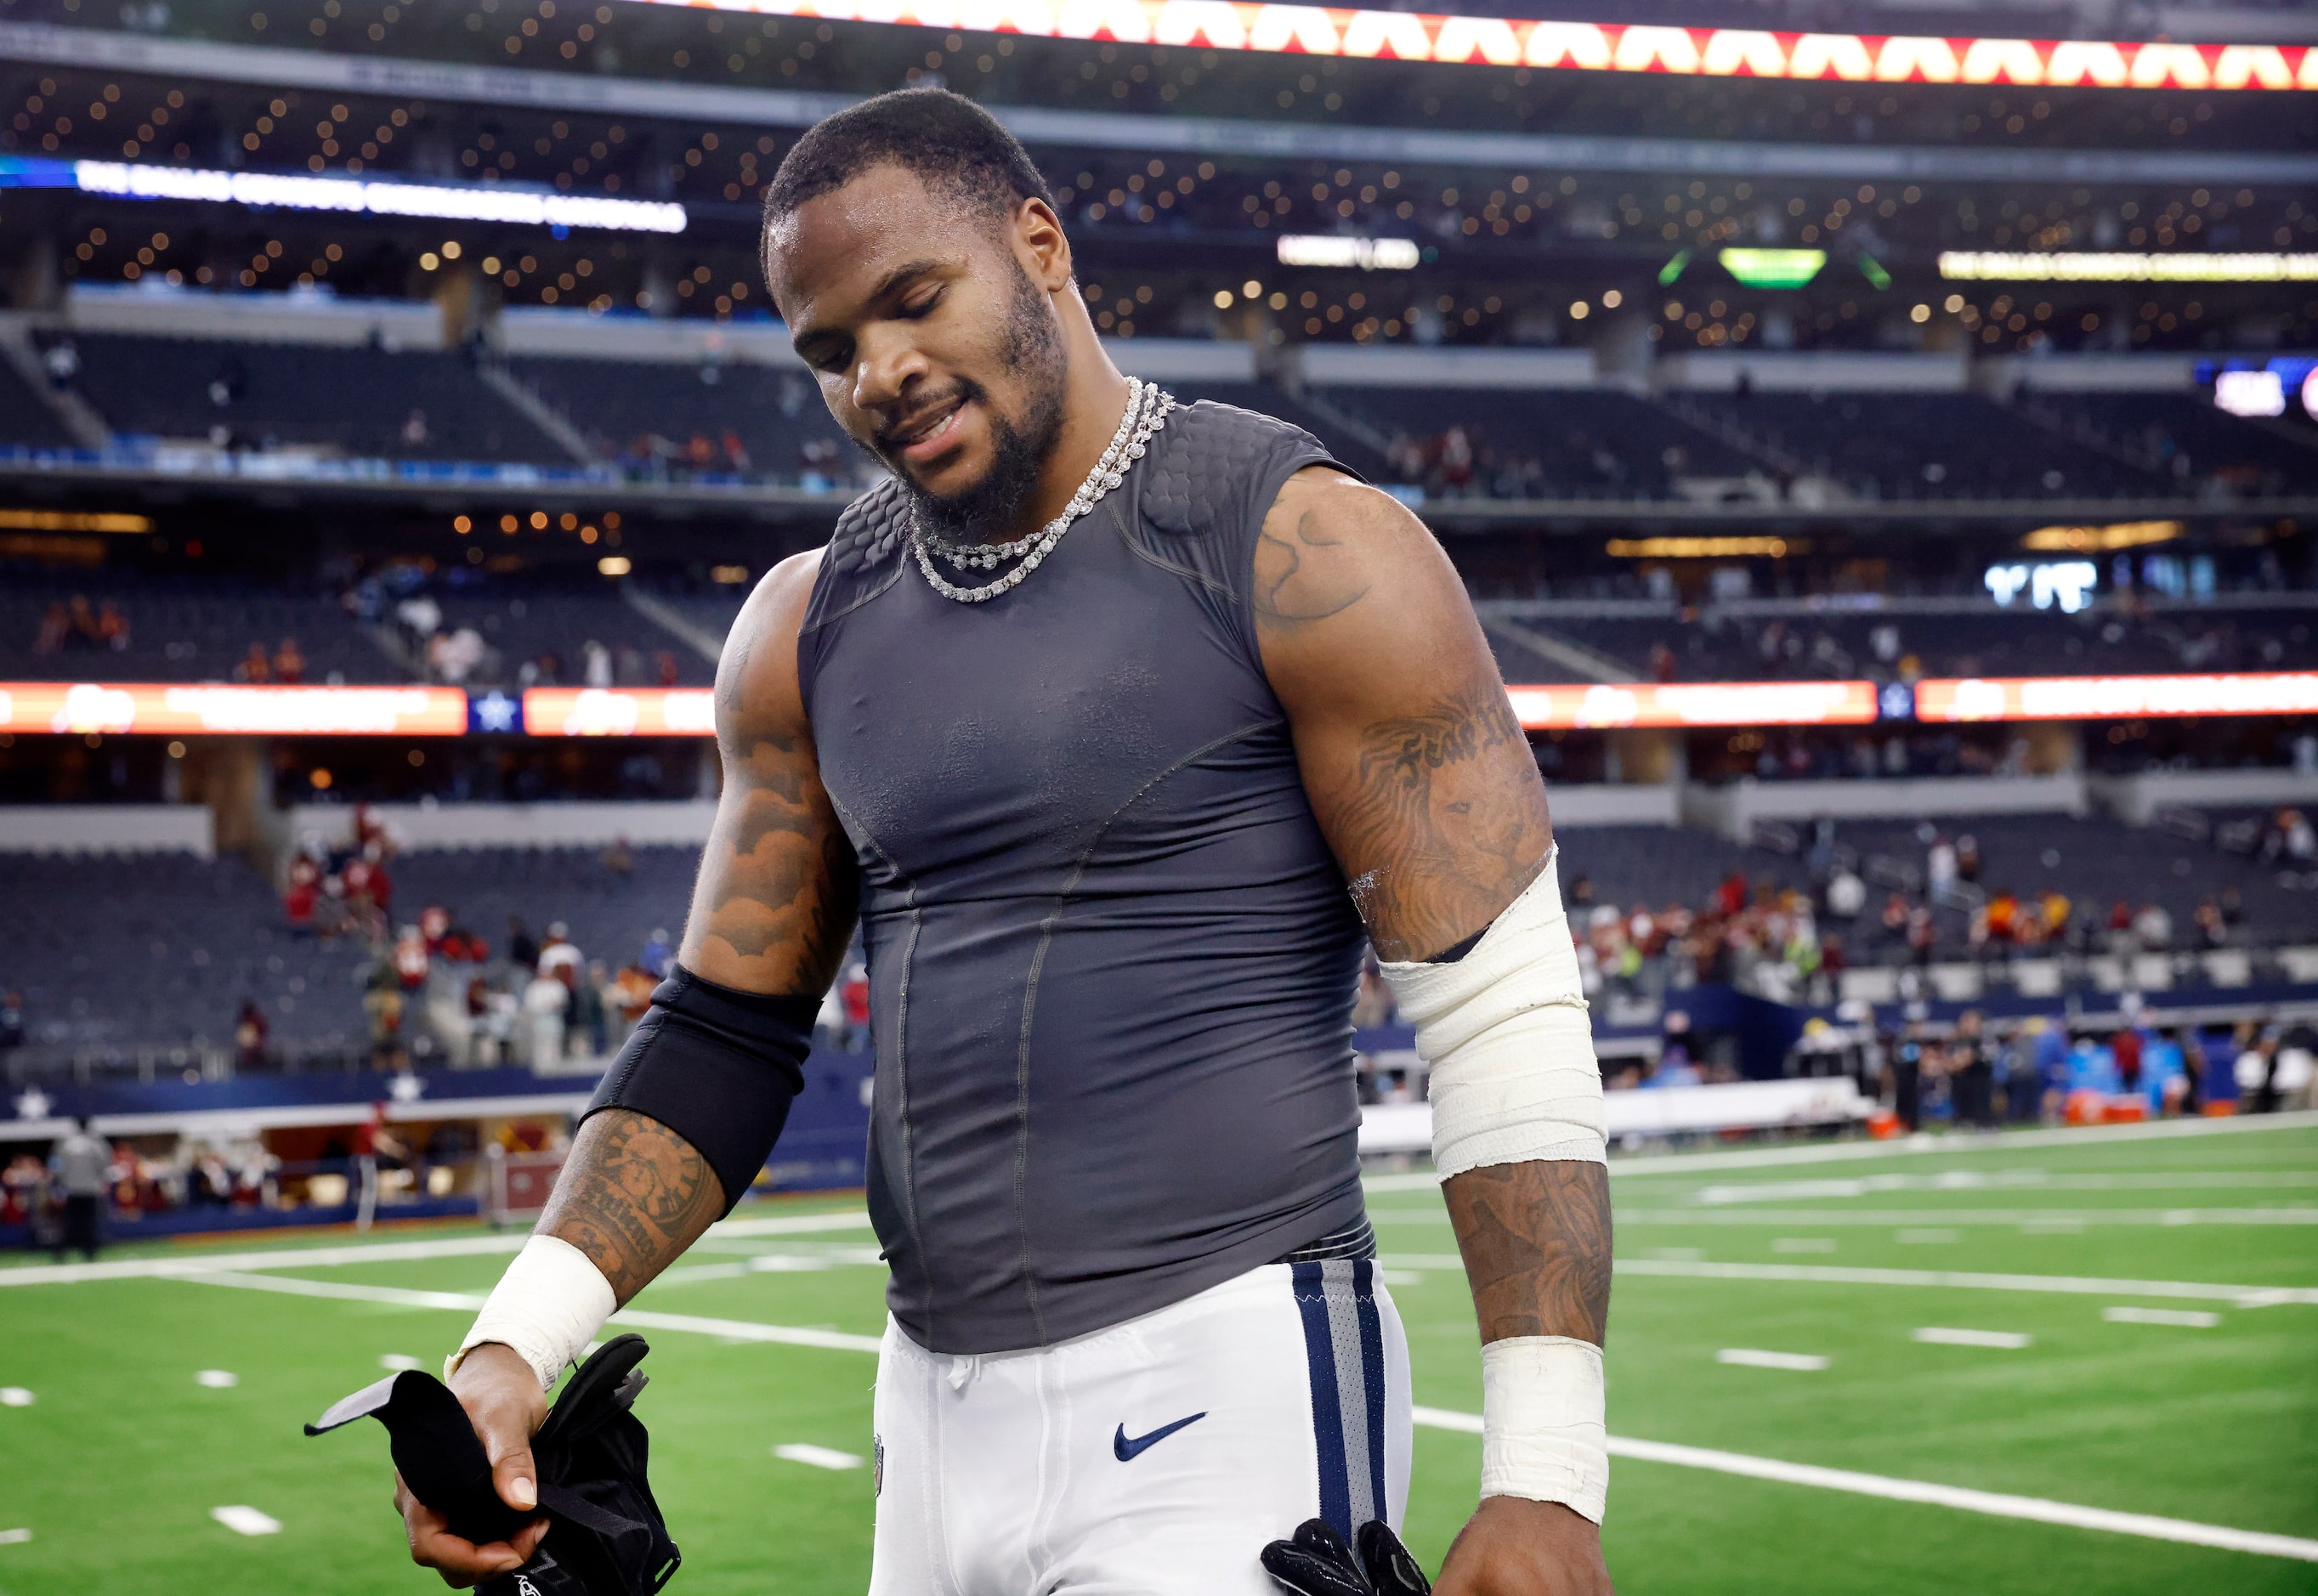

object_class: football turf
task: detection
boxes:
[2,1117,2314,1594]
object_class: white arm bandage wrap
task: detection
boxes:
[449,1234,618,1392]
[1379,846,1610,1522]
[1377,847,1604,1178]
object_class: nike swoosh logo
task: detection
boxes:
[1113,1412,1206,1462]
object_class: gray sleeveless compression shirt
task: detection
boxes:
[796,400,1371,1355]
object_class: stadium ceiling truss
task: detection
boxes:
[633,1,2315,89]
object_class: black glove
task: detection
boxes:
[307,1334,681,1596]
[1261,1518,1431,1596]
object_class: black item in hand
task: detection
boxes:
[307,1333,681,1596]
[1261,1518,1432,1596]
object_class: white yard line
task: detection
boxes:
[208,1506,281,1537]
[1913,1327,2032,1349]
[1410,1409,2318,1563]
[0,1212,876,1288]
[175,1269,886,1353]
[160,1265,2315,1565]
[1609,1257,2318,1306]
[2104,1306,2222,1328]
[1610,1111,2318,1175]
[1363,1112,2318,1192]
[1717,1348,1830,1371]
[773,1443,864,1470]
[1372,1207,2318,1228]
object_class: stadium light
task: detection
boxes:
[623,3,2315,88]
[1606,536,1796,557]
[1275,235,1420,269]
[2021,520,2182,553]
[0,156,687,235]
[2215,370,2288,417]
[1940,251,2318,281]
[1718,248,1825,288]
[0,508,150,534]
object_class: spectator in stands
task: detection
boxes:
[95,602,128,652]
[273,638,306,685]
[234,642,272,683]
[1952,1010,1995,1129]
[583,640,614,688]
[507,916,541,972]
[640,926,672,979]
[575,960,611,1058]
[42,337,79,389]
[0,990,21,1051]
[361,962,404,1050]
[48,1118,107,1262]
[282,856,319,935]
[2112,1025,2144,1093]
[1890,1025,1925,1130]
[538,923,582,979]
[2134,901,2173,951]
[401,409,430,448]
[1824,863,1866,921]
[233,999,269,1069]
[2195,897,2227,948]
[523,965,570,1069]
[1926,834,1957,896]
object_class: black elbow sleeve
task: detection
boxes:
[582,964,819,1216]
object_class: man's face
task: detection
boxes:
[768,165,1068,535]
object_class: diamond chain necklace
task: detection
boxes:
[910,376,1174,604]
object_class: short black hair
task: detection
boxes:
[762,88,1055,235]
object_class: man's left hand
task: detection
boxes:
[1434,1497,1612,1596]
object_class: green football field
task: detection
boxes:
[3,1114,2315,1595]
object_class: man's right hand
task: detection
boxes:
[395,1342,550,1588]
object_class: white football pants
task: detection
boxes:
[868,1259,1412,1596]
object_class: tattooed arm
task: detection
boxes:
[1256,467,1612,1596]
[540,546,859,1299]
[400,552,857,1586]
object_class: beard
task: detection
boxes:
[879,267,1068,546]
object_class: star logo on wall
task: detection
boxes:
[387,1072,426,1106]
[13,1087,51,1121]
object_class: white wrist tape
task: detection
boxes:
[1480,1336,1609,1524]
[449,1234,617,1392]
[1377,846,1606,1177]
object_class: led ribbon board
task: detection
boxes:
[0,157,687,233]
[522,688,719,737]
[0,684,471,737]
[1508,681,1879,730]
[1941,252,2318,281]
[547,684,1882,734]
[1916,673,2318,722]
[631,3,2315,87]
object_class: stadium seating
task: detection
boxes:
[2020,391,2318,500]
[1482,603,2318,684]
[57,333,574,464]
[417,585,715,688]
[0,570,401,684]
[1674,392,2169,501]
[0,357,77,451]
[507,355,863,484]
[0,845,700,1061]
[0,852,374,1053]
[1326,386,1759,500]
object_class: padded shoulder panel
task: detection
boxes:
[828,478,911,577]
[1141,400,1329,539]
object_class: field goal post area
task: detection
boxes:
[484,1144,570,1226]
